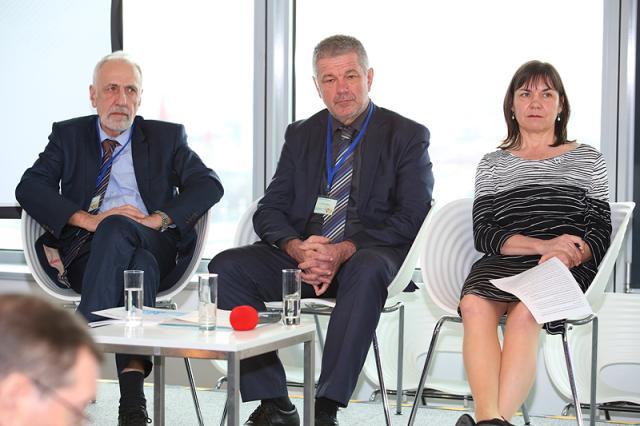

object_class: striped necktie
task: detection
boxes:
[321,126,356,242]
[58,139,119,287]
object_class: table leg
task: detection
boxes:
[153,355,165,426]
[304,337,315,426]
[227,353,240,425]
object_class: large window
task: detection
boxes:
[294,1,603,206]
[0,0,112,250]
[123,1,255,257]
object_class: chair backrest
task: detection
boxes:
[21,209,212,303]
[584,202,634,309]
[420,199,635,316]
[386,201,436,299]
[234,199,260,247]
[157,209,212,301]
[21,210,80,302]
[420,198,480,315]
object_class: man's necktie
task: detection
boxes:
[321,126,356,242]
[58,139,119,287]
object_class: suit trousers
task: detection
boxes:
[71,215,179,375]
[209,241,406,406]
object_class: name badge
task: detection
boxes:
[89,195,101,212]
[314,196,337,216]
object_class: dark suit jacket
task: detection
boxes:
[16,115,224,284]
[254,104,433,251]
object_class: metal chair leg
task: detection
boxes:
[314,314,325,352]
[408,316,454,426]
[373,332,391,426]
[220,396,229,426]
[184,358,204,426]
[521,402,531,425]
[396,304,404,415]
[589,316,598,426]
[562,325,584,426]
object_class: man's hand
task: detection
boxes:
[69,205,147,232]
[297,236,356,296]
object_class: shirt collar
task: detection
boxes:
[97,123,132,146]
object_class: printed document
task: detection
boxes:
[490,257,593,324]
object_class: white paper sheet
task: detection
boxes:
[91,306,232,329]
[490,257,593,324]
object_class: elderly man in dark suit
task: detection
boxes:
[16,51,223,426]
[210,34,433,426]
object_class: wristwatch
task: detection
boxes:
[153,210,170,232]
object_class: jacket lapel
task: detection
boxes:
[305,114,327,212]
[130,117,150,205]
[358,105,385,210]
[84,116,101,209]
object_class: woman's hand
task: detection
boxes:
[537,234,587,268]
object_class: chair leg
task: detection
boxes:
[408,316,452,426]
[314,314,325,352]
[562,326,584,426]
[589,317,598,426]
[396,304,405,415]
[184,358,205,426]
[520,402,531,425]
[220,396,229,426]
[373,332,392,426]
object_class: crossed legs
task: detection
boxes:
[459,295,541,422]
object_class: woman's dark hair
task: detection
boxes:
[500,60,572,150]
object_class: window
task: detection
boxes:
[0,0,112,250]
[123,1,255,257]
[294,1,603,205]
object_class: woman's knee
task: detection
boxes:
[459,294,503,323]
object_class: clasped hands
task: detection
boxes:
[538,234,590,269]
[283,236,356,296]
[70,204,165,232]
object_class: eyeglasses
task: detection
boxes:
[31,377,92,426]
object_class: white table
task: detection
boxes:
[91,322,315,425]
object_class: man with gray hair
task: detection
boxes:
[0,294,101,426]
[16,51,224,425]
[211,34,433,425]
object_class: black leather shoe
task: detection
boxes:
[244,402,300,426]
[477,418,514,426]
[455,413,476,426]
[118,406,152,426]
[315,408,338,426]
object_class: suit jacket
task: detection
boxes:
[16,115,224,282]
[254,104,433,251]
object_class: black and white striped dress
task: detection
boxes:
[461,144,612,334]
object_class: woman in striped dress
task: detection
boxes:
[455,61,611,426]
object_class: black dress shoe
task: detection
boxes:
[455,413,476,426]
[244,401,300,426]
[118,406,152,426]
[476,418,514,426]
[315,408,338,426]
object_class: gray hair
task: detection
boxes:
[93,51,143,86]
[0,294,101,391]
[312,35,369,77]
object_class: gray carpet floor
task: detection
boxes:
[86,380,637,426]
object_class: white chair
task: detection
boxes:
[21,209,212,426]
[543,203,636,421]
[407,199,633,426]
[216,199,435,426]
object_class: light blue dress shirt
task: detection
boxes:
[97,124,149,215]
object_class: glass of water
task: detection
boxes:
[282,269,301,326]
[124,270,144,325]
[198,274,218,330]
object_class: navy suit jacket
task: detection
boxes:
[254,104,433,252]
[16,115,223,283]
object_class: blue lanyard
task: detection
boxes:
[325,102,374,192]
[94,117,133,187]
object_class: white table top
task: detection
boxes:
[91,322,315,359]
